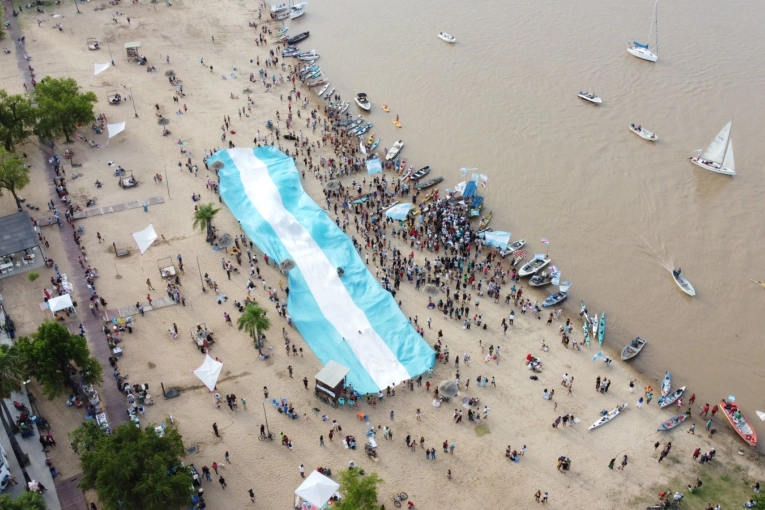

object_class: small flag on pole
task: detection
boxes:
[541,238,550,245]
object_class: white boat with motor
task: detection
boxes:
[499,240,526,258]
[518,254,551,277]
[290,2,307,19]
[355,93,371,111]
[317,83,330,96]
[271,3,289,13]
[438,32,456,43]
[630,124,657,141]
[578,91,602,104]
[689,120,736,176]
[628,0,659,63]
[385,140,404,161]
[671,268,696,296]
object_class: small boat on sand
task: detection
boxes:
[416,176,444,190]
[518,255,551,277]
[410,166,430,181]
[621,337,646,361]
[720,399,757,446]
[578,91,602,104]
[499,241,526,258]
[657,415,687,431]
[672,268,696,296]
[355,93,371,111]
[630,123,658,141]
[659,386,685,408]
[589,403,628,430]
[317,83,330,96]
[661,372,671,397]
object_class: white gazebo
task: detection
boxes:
[294,470,340,509]
[47,294,76,317]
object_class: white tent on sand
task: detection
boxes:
[294,470,340,508]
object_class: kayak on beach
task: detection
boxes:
[589,403,627,430]
[657,414,687,431]
[661,372,671,397]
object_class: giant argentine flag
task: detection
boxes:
[211,147,433,393]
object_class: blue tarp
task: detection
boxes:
[462,181,477,198]
[366,157,382,174]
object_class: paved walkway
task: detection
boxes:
[72,196,165,219]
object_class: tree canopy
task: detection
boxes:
[333,469,382,510]
[32,77,97,143]
[0,147,30,211]
[16,321,103,400]
[77,421,194,510]
[237,302,271,352]
[0,90,36,152]
[0,492,48,510]
[192,202,220,243]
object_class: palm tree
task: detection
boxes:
[192,203,221,244]
[237,303,271,354]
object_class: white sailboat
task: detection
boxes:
[689,120,736,176]
[628,0,659,63]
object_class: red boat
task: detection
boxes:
[720,400,757,446]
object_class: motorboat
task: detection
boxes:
[530,271,555,287]
[578,91,602,104]
[355,93,371,111]
[290,2,307,19]
[287,32,310,44]
[657,415,687,431]
[689,120,736,176]
[416,177,443,190]
[410,166,430,181]
[499,241,526,258]
[518,255,551,277]
[438,32,456,43]
[271,3,289,13]
[720,399,757,446]
[386,140,404,161]
[271,10,290,20]
[630,124,658,141]
[671,268,695,296]
[659,386,685,408]
[297,53,319,61]
[589,404,628,430]
[621,337,647,361]
[307,79,327,88]
[542,290,568,308]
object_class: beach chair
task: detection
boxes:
[338,398,345,406]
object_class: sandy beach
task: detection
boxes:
[1,0,764,508]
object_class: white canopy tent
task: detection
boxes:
[192,354,223,392]
[295,470,340,508]
[132,224,158,255]
[107,121,126,139]
[48,294,74,313]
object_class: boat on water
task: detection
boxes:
[416,176,444,190]
[621,337,647,361]
[271,10,290,20]
[287,32,310,44]
[518,255,551,277]
[661,372,671,397]
[370,139,380,150]
[290,2,307,19]
[630,123,658,141]
[720,399,757,446]
[386,140,405,161]
[307,79,327,88]
[499,241,526,258]
[657,415,687,431]
[542,290,568,308]
[530,266,558,287]
[628,0,659,63]
[382,104,390,112]
[477,211,492,231]
[317,83,330,96]
[297,53,319,61]
[277,28,289,35]
[271,3,289,12]
[355,93,371,111]
[578,91,602,104]
[438,32,456,43]
[689,120,736,176]
[598,313,606,345]
[410,166,431,181]
[355,123,373,136]
[589,404,628,430]
[671,268,695,296]
[323,88,335,100]
[659,386,685,408]
[337,101,349,114]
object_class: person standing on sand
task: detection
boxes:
[608,458,615,469]
[618,455,628,470]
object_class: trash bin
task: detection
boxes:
[143,203,148,212]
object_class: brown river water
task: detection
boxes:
[287,0,765,441]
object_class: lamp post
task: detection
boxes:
[130,86,138,118]
[74,0,80,14]
[196,253,206,292]
[106,38,115,66]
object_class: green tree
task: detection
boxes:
[237,302,271,353]
[192,202,220,243]
[32,77,97,143]
[0,344,26,456]
[78,422,194,510]
[16,321,103,400]
[0,90,36,152]
[0,491,47,510]
[0,147,30,211]
[333,469,382,510]
[69,419,107,454]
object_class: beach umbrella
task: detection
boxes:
[325,179,341,191]
[438,380,460,397]
[217,233,234,248]
[279,259,297,272]
[423,284,440,297]
[210,160,225,171]
[158,118,170,125]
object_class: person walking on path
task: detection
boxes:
[212,462,219,474]
[700,403,710,416]
[146,278,154,290]
[218,476,226,489]
[147,294,152,305]
[303,377,309,389]
[608,458,616,469]
[299,464,305,478]
[688,423,696,435]
[535,490,541,503]
[248,489,255,503]
[213,423,219,437]
[225,451,231,463]
[618,455,628,470]
[320,435,324,446]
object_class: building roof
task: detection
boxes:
[0,211,38,256]
[315,361,350,388]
